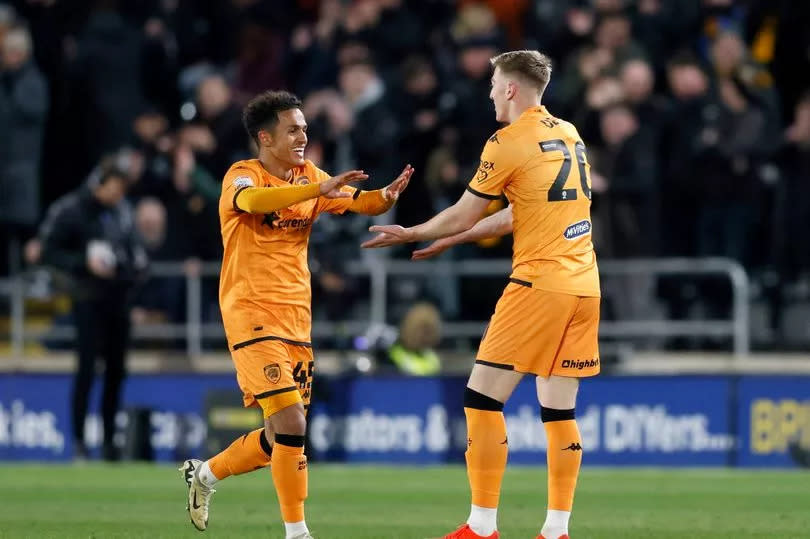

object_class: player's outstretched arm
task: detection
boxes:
[411,205,513,260]
[235,170,368,214]
[348,164,413,216]
[361,190,491,249]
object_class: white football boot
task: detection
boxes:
[179,459,216,531]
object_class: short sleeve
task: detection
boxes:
[220,166,262,215]
[312,165,358,215]
[466,131,520,200]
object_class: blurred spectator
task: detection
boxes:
[749,1,810,124]
[593,103,659,322]
[171,141,222,261]
[338,58,400,191]
[558,45,615,119]
[575,73,624,144]
[302,88,354,173]
[443,36,500,172]
[558,9,644,119]
[462,0,528,48]
[391,56,442,225]
[450,2,502,47]
[660,53,711,258]
[631,0,702,67]
[593,11,645,67]
[695,33,776,263]
[39,160,146,461]
[593,104,659,258]
[339,0,425,82]
[233,20,286,103]
[525,1,595,70]
[425,143,463,213]
[0,23,48,270]
[620,58,668,134]
[194,74,247,176]
[775,92,810,285]
[286,0,344,96]
[385,302,441,376]
[69,1,146,166]
[130,197,184,328]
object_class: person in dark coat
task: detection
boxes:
[0,24,48,271]
[39,161,147,461]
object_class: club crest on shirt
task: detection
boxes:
[233,176,254,188]
[294,176,310,185]
[264,363,281,384]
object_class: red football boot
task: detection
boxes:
[439,524,499,539]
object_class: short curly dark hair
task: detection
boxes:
[242,90,303,144]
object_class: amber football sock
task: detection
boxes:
[206,428,272,482]
[464,387,508,536]
[541,407,582,538]
[271,434,308,526]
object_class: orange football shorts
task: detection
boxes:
[476,280,600,378]
[231,338,314,417]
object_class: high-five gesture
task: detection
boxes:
[320,170,369,198]
[382,164,414,201]
[361,225,415,248]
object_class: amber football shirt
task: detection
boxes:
[466,106,600,297]
[218,159,355,348]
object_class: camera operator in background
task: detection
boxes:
[38,160,148,461]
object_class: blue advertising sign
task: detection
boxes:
[1,373,808,467]
[308,376,735,466]
[0,373,238,461]
[736,377,810,468]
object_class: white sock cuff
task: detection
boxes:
[198,461,219,487]
[467,504,498,536]
[541,509,571,537]
[284,520,309,538]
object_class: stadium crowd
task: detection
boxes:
[1,0,809,348]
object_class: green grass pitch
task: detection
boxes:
[0,464,808,538]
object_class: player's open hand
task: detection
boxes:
[383,164,413,201]
[321,169,369,199]
[411,238,453,260]
[361,225,414,248]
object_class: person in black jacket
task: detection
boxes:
[39,161,147,461]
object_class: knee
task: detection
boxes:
[270,405,307,436]
[537,376,579,410]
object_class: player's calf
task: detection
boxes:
[204,427,274,483]
[462,387,509,537]
[539,406,581,539]
[269,403,310,539]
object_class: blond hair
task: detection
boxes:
[490,50,552,95]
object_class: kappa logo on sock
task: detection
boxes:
[562,442,582,451]
[467,437,472,448]
[298,459,307,471]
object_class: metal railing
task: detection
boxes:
[1,257,750,359]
